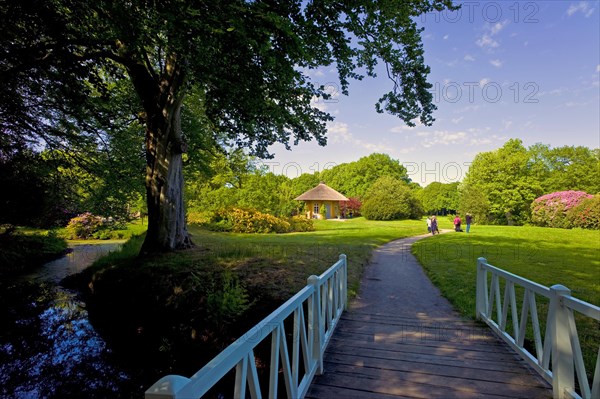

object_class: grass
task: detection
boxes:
[186,217,428,297]
[412,225,600,382]
[59,219,148,242]
[71,217,428,388]
[77,218,599,394]
[0,229,68,276]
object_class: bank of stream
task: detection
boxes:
[0,242,144,398]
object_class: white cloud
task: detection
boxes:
[567,2,595,18]
[451,117,464,124]
[311,96,328,112]
[443,34,449,40]
[476,20,509,51]
[420,131,467,148]
[476,34,499,49]
[390,119,422,133]
[479,78,490,87]
[490,20,509,35]
[490,59,503,68]
[326,122,351,143]
[395,147,417,155]
[464,54,475,62]
[327,122,393,153]
[597,64,600,72]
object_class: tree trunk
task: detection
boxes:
[140,101,193,254]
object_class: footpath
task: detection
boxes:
[307,233,552,399]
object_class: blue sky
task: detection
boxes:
[264,0,600,186]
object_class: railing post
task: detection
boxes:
[339,254,347,311]
[307,275,323,375]
[549,284,574,399]
[476,257,487,319]
[145,375,190,399]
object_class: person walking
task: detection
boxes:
[430,216,439,235]
[466,213,472,233]
[453,215,462,232]
[426,216,432,233]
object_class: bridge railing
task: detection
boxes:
[476,257,600,399]
[145,254,347,399]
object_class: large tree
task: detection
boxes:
[461,139,543,225]
[320,152,411,198]
[1,0,455,253]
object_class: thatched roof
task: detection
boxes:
[294,182,349,201]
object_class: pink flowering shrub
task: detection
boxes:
[566,195,600,230]
[531,191,593,228]
[66,212,105,239]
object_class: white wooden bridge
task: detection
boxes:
[145,237,599,399]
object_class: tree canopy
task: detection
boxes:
[460,139,599,225]
[1,0,456,252]
[320,153,410,198]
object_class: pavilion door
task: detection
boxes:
[325,204,331,219]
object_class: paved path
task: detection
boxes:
[307,234,552,399]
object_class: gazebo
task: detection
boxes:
[294,182,349,219]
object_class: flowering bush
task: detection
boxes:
[288,215,315,232]
[340,197,362,218]
[65,212,105,239]
[531,191,593,228]
[187,211,212,225]
[566,195,600,230]
[204,208,291,233]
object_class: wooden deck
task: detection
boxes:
[306,312,552,398]
[306,235,552,398]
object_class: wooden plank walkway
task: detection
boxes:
[307,234,552,399]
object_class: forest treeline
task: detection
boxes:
[2,138,598,229]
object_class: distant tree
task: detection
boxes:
[461,139,543,225]
[362,176,422,220]
[2,0,456,253]
[458,184,490,225]
[419,182,459,215]
[289,173,322,199]
[529,145,600,194]
[320,153,410,198]
[237,173,291,216]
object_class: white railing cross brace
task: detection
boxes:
[476,257,600,399]
[145,254,348,399]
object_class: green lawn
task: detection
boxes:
[413,225,600,309]
[184,217,428,297]
[413,225,600,381]
[81,218,599,386]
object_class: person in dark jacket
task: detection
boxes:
[466,213,473,233]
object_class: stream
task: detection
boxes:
[0,242,143,399]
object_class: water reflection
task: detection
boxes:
[0,242,138,399]
[18,242,123,284]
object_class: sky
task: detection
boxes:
[263,0,600,186]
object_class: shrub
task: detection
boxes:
[288,215,315,232]
[64,212,127,239]
[203,208,291,234]
[362,176,423,220]
[531,191,593,228]
[66,212,105,239]
[566,195,600,230]
[187,211,211,225]
[340,197,362,218]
